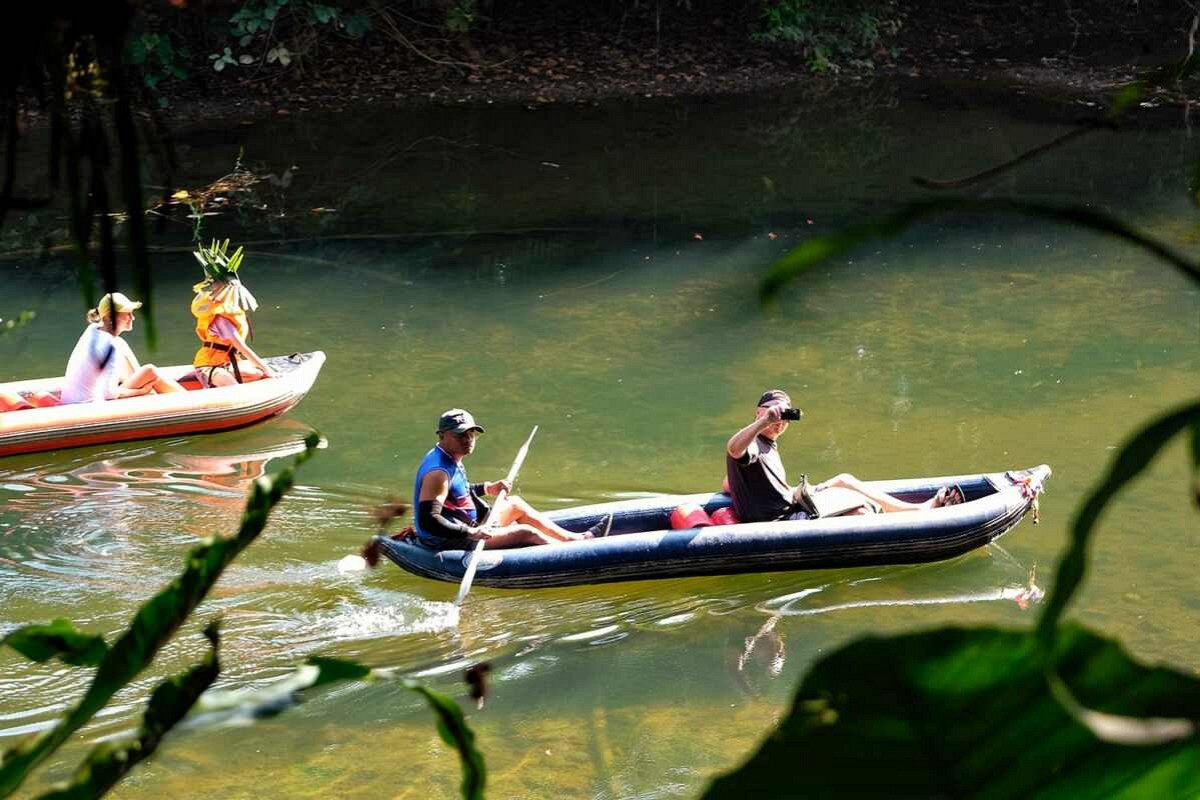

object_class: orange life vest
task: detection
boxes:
[191,285,250,369]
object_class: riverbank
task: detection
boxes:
[127,0,1193,122]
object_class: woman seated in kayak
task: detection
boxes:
[726,389,964,522]
[58,293,186,405]
[190,239,276,387]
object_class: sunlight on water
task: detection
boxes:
[1,85,1198,798]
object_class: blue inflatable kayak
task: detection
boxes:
[375,465,1050,589]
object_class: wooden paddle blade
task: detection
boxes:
[456,425,539,609]
[455,540,487,606]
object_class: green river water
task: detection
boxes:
[1,82,1198,798]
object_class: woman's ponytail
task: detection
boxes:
[86,308,101,323]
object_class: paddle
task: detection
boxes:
[454,424,539,606]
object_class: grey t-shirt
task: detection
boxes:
[726,435,795,522]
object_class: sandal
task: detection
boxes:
[584,513,613,538]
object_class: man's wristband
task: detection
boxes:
[471,482,487,496]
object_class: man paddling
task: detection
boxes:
[725,389,963,522]
[413,408,611,549]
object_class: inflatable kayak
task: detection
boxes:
[375,464,1050,588]
[0,351,325,457]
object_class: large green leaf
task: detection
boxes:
[36,623,221,800]
[704,625,1200,799]
[0,435,318,799]
[1035,402,1200,653]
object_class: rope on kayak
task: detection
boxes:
[1007,470,1046,524]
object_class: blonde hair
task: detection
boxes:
[86,306,123,330]
[85,292,140,327]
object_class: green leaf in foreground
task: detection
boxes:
[1191,420,1200,507]
[759,198,1200,306]
[1035,402,1200,653]
[0,434,319,799]
[1,620,108,667]
[704,625,1200,800]
[0,311,36,336]
[37,623,222,800]
[192,656,486,800]
[407,683,485,800]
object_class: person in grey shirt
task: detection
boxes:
[725,389,962,522]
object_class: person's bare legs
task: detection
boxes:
[480,526,558,549]
[204,361,270,388]
[124,365,186,394]
[493,496,587,541]
[28,390,58,407]
[811,472,942,513]
[0,391,32,411]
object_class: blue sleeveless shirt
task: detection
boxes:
[413,446,477,543]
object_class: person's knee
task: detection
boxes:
[509,496,532,514]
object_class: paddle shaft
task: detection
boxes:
[454,425,538,606]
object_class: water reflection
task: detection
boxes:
[736,614,786,681]
[0,421,323,506]
[0,422,329,621]
[758,549,1042,618]
[354,544,1043,692]
[724,548,1041,693]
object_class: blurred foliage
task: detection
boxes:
[710,56,1200,798]
[705,625,1199,798]
[0,435,486,800]
[0,311,36,337]
[0,436,318,797]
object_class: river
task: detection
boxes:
[1,81,1197,798]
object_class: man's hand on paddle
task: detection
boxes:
[466,526,493,541]
[482,479,512,496]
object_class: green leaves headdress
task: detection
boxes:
[193,239,258,311]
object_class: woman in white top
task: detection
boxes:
[60,293,186,404]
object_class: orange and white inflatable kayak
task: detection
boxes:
[0,351,325,457]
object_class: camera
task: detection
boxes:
[780,407,803,421]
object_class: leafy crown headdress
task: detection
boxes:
[193,239,258,311]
